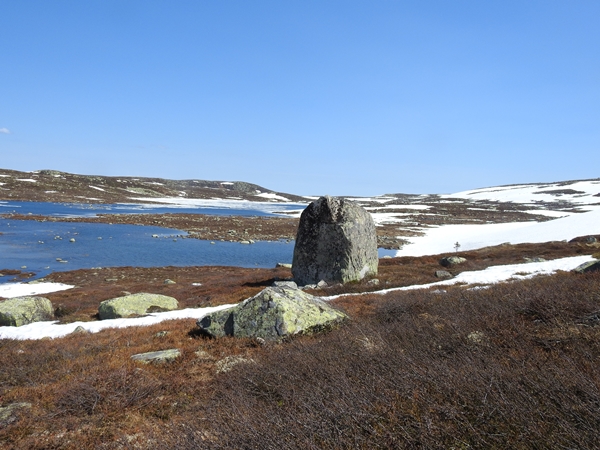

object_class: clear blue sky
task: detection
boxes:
[1,1,598,196]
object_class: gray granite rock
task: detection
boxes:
[98,293,178,319]
[0,296,54,327]
[197,286,347,340]
[292,196,378,285]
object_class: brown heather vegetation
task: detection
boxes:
[0,240,599,448]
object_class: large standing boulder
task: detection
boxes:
[197,286,347,340]
[98,293,178,319]
[292,196,378,285]
[0,296,54,327]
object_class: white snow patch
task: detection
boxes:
[220,182,234,185]
[396,208,600,257]
[17,179,37,183]
[322,255,592,301]
[0,304,235,340]
[89,186,105,192]
[0,175,10,178]
[255,192,290,202]
[127,197,307,214]
[445,180,600,206]
[0,282,74,299]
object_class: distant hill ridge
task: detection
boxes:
[0,168,307,204]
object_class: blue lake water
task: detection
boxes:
[0,201,396,283]
[0,200,301,217]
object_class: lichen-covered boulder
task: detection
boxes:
[0,296,54,327]
[292,196,378,285]
[573,260,600,274]
[440,256,467,267]
[197,286,347,340]
[98,293,178,319]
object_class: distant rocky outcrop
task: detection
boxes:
[98,293,178,319]
[197,286,347,340]
[292,196,378,285]
[0,296,54,326]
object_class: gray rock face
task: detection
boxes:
[439,256,467,267]
[573,260,600,274]
[197,286,347,340]
[292,196,378,285]
[98,293,178,319]
[0,296,54,327]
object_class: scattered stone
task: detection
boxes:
[0,402,31,427]
[382,255,392,259]
[272,280,298,289]
[154,331,169,338]
[467,331,486,344]
[152,234,159,238]
[435,270,453,279]
[215,356,255,374]
[573,260,600,274]
[163,279,176,285]
[439,256,467,267]
[292,196,378,285]
[210,241,215,245]
[20,266,27,269]
[0,296,54,327]
[317,280,328,288]
[71,325,90,334]
[98,293,179,319]
[587,236,598,244]
[239,240,251,245]
[131,349,181,364]
[523,257,547,263]
[367,278,380,286]
[276,262,292,269]
[195,349,214,360]
[197,286,347,340]
[69,238,75,243]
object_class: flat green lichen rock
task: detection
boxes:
[197,286,347,340]
[130,348,181,364]
[0,296,54,327]
[98,293,178,320]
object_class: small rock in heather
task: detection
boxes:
[98,293,178,319]
[215,356,255,374]
[131,349,181,364]
[435,270,453,279]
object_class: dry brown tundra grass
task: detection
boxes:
[0,241,599,448]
